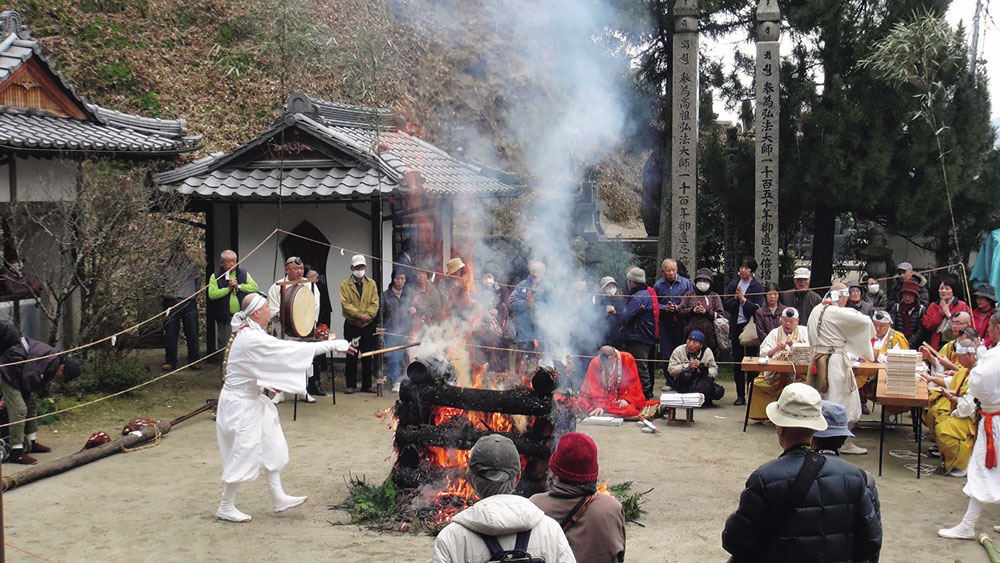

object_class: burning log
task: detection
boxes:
[394,426,551,460]
[404,384,552,417]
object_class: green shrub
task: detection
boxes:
[76,358,148,396]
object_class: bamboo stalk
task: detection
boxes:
[359,341,420,358]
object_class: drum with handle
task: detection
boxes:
[281,283,317,338]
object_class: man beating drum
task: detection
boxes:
[215,293,356,522]
[267,256,321,404]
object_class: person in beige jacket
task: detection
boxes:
[339,254,380,393]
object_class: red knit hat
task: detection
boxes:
[549,433,599,483]
[901,280,920,296]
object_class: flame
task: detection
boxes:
[428,475,477,527]
[596,482,610,496]
[426,446,471,468]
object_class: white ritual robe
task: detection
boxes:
[964,345,1000,503]
[216,320,347,483]
[758,325,809,383]
[807,303,875,426]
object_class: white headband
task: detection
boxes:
[231,294,267,331]
[956,343,978,355]
[828,289,848,301]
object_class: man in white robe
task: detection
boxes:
[216,293,354,522]
[939,311,1000,539]
[807,283,875,454]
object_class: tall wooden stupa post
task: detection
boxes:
[754,0,780,283]
[670,0,699,276]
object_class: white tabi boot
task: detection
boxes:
[840,439,867,455]
[271,391,285,405]
[302,393,316,403]
[216,482,251,523]
[939,498,981,539]
[267,470,308,513]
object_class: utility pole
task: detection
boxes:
[972,0,984,81]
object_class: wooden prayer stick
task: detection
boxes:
[359,341,420,358]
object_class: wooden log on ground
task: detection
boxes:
[2,420,171,492]
[1,400,216,492]
[411,385,553,416]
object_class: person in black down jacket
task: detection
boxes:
[723,256,765,406]
[722,383,882,563]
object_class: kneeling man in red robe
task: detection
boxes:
[579,345,647,417]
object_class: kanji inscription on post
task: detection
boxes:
[671,0,698,275]
[754,0,780,283]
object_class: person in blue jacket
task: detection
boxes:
[653,258,694,369]
[620,267,658,399]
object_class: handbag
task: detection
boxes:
[739,321,760,347]
[714,316,732,351]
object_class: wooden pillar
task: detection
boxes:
[670,0,699,276]
[754,0,780,283]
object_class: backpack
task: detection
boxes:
[476,530,546,563]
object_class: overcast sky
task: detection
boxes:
[709,1,998,122]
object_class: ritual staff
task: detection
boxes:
[806,283,875,455]
[939,312,1000,539]
[921,338,977,477]
[215,293,354,523]
[748,308,810,422]
[0,332,82,464]
[578,345,647,418]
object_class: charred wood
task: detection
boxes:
[394,425,551,460]
[404,385,553,416]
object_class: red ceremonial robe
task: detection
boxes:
[579,352,646,417]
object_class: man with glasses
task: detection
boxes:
[266,256,319,404]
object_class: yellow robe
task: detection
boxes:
[748,326,809,421]
[924,367,975,471]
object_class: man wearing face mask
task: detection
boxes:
[807,283,875,455]
[597,277,623,348]
[339,255,380,393]
[862,275,887,310]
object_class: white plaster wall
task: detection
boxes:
[0,157,77,202]
[887,235,940,271]
[238,202,373,333]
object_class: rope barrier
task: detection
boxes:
[378,330,756,366]
[0,229,279,369]
[4,542,56,563]
[0,349,224,430]
[276,228,969,300]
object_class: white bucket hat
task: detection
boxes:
[766,382,828,431]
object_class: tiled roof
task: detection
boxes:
[156,93,523,200]
[0,11,200,155]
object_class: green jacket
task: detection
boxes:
[207,267,259,316]
[340,276,379,326]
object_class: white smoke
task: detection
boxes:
[394,0,629,364]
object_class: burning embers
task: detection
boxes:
[392,356,560,527]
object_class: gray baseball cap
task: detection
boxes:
[468,434,521,482]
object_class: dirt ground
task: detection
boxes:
[0,368,993,563]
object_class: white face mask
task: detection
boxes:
[605,286,617,296]
[868,284,879,294]
[483,277,495,287]
[353,269,365,279]
[696,282,710,292]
